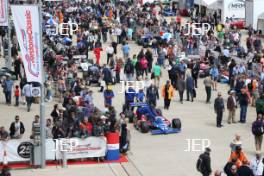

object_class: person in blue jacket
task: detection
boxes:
[136,89,145,102]
[104,85,114,107]
[210,65,219,91]
[125,84,136,110]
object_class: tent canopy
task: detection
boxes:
[194,0,218,6]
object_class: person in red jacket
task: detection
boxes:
[93,47,102,65]
[80,116,93,136]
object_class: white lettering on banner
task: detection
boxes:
[11,5,42,83]
[107,144,120,150]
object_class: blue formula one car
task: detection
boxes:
[130,102,181,135]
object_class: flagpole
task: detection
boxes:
[38,1,46,168]
[7,0,11,69]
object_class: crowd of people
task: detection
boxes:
[0,0,264,175]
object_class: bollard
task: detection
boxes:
[106,132,120,161]
[62,151,67,168]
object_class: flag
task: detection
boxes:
[0,0,8,26]
[11,5,43,83]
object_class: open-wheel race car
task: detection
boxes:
[130,102,181,135]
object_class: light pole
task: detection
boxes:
[38,0,46,169]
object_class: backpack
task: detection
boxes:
[125,62,133,73]
[196,154,204,172]
[253,123,263,136]
[140,58,148,69]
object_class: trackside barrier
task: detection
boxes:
[106,132,120,160]
[0,136,120,163]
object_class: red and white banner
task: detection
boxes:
[11,5,43,83]
[0,0,8,26]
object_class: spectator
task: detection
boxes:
[22,82,33,112]
[250,152,263,176]
[146,83,159,107]
[30,115,40,139]
[50,104,59,121]
[186,72,194,102]
[214,92,225,128]
[104,85,115,107]
[197,147,212,176]
[251,115,264,152]
[177,75,185,104]
[227,90,237,124]
[152,62,161,88]
[236,160,254,176]
[0,126,9,141]
[230,134,242,152]
[14,85,19,106]
[224,158,238,176]
[3,75,14,105]
[204,76,213,103]
[229,146,248,168]
[46,119,53,139]
[210,65,219,91]
[124,58,134,81]
[238,88,249,123]
[161,80,174,110]
[9,115,25,139]
[256,93,264,116]
[52,122,65,139]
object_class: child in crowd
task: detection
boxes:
[14,85,19,106]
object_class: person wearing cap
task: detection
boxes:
[104,85,114,107]
[250,152,263,176]
[227,90,237,124]
[230,134,242,152]
[197,147,212,176]
[214,92,225,127]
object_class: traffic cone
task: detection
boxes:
[3,150,8,166]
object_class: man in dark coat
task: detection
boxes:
[177,75,185,104]
[224,158,238,176]
[197,147,212,176]
[236,160,254,176]
[186,74,194,102]
[214,92,225,127]
[192,60,200,88]
[146,83,159,107]
[9,115,25,139]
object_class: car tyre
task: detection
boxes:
[172,118,181,129]
[140,121,149,133]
